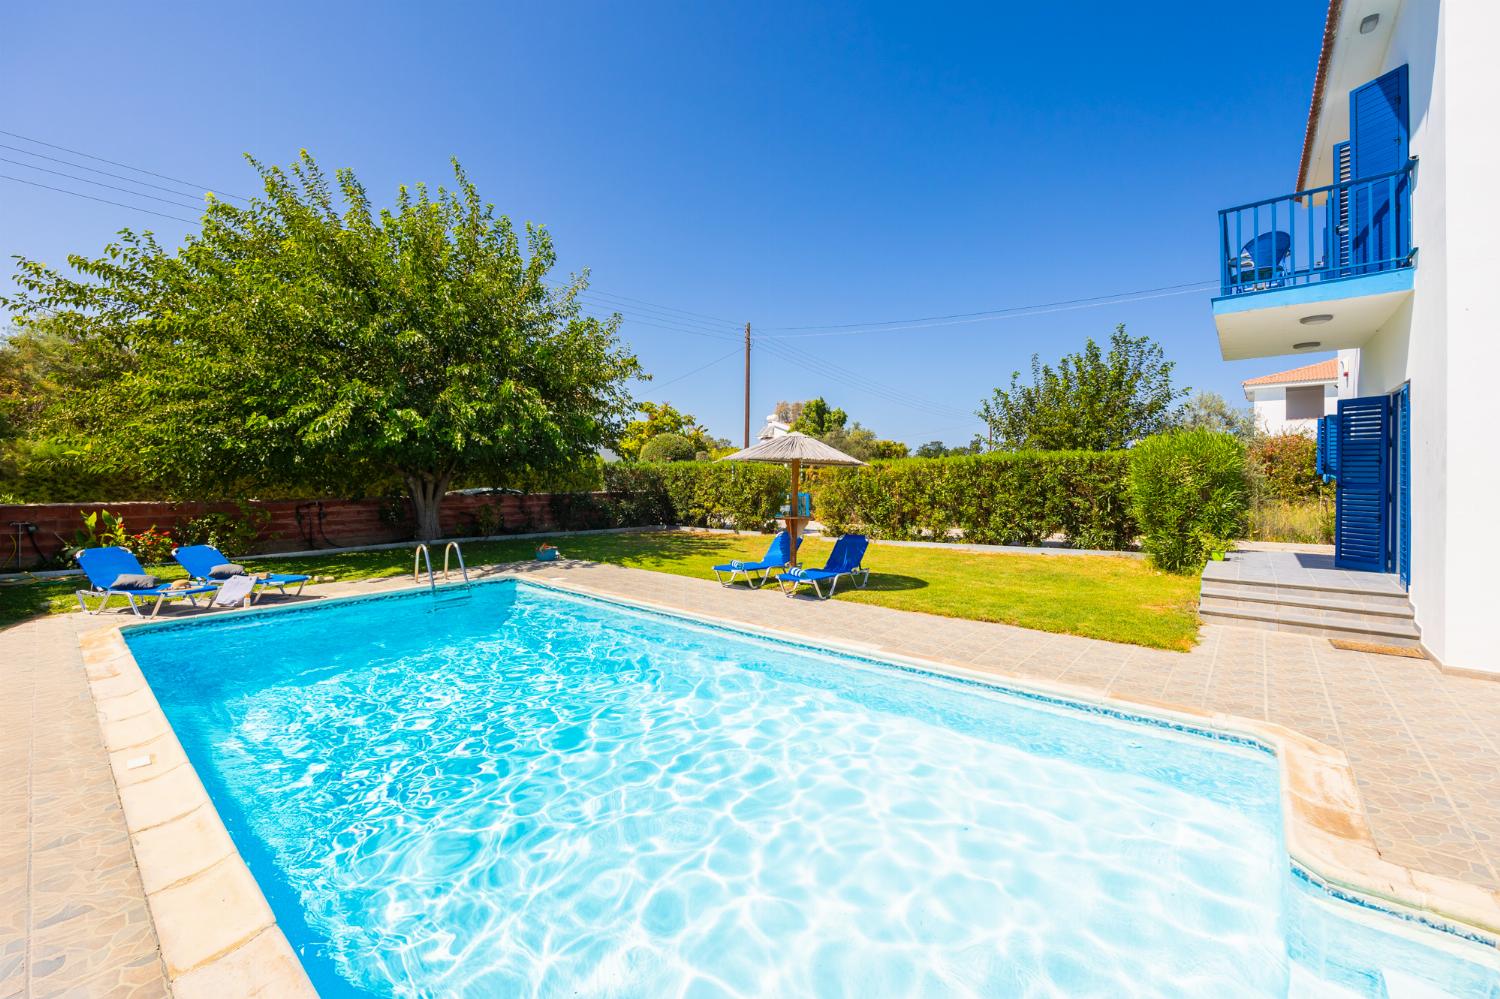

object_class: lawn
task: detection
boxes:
[0,531,1201,650]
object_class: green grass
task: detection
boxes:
[0,531,1202,650]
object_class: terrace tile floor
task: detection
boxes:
[3,558,1499,995]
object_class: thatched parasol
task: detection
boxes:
[718,432,866,558]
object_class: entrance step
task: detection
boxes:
[1199,552,1419,647]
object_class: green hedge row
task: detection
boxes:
[588,432,1249,574]
[814,451,1136,550]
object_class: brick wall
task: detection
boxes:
[0,493,574,568]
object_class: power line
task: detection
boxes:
[651,347,742,387]
[0,156,207,212]
[0,142,230,203]
[760,279,1217,338]
[755,337,970,421]
[0,174,199,224]
[579,287,741,327]
[0,128,252,201]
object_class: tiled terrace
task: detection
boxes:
[3,558,1500,994]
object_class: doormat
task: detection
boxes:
[1329,638,1427,659]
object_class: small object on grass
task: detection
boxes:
[1329,638,1427,659]
[535,544,560,562]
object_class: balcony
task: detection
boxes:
[1212,161,1416,361]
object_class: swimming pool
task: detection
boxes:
[125,579,1500,997]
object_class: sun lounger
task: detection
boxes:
[74,547,215,617]
[173,544,310,598]
[712,530,802,588]
[777,534,871,598]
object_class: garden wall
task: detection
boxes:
[0,493,567,568]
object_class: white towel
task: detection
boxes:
[212,574,255,608]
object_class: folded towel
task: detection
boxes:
[211,574,255,607]
[729,560,745,569]
[109,573,158,590]
[208,563,246,579]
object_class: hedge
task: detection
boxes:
[594,461,789,530]
[813,451,1135,550]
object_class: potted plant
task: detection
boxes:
[535,543,559,562]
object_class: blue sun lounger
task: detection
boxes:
[712,530,802,588]
[777,534,871,598]
[173,544,311,598]
[75,546,216,617]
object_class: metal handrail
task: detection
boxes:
[442,541,469,583]
[413,543,435,594]
[1217,159,1415,296]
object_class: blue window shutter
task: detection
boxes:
[1349,65,1410,270]
[1398,386,1411,588]
[1331,141,1352,273]
[1318,414,1340,482]
[1334,397,1389,572]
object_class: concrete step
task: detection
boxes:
[1198,583,1416,620]
[1201,561,1408,601]
[1199,600,1422,646]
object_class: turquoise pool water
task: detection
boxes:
[126,581,1500,998]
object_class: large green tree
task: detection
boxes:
[977,325,1185,451]
[3,152,640,538]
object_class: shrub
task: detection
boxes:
[1248,432,1322,503]
[1128,430,1248,573]
[129,527,178,565]
[177,502,272,555]
[813,451,1135,549]
[639,433,697,463]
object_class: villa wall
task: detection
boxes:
[0,492,575,568]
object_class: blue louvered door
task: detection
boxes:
[1350,65,1409,273]
[1335,396,1390,571]
[1329,141,1351,275]
[1396,385,1411,588]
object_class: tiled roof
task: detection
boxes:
[1243,359,1339,387]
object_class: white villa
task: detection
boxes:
[1242,353,1357,435]
[1211,0,1499,675]
[757,412,793,441]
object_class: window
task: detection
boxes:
[1286,385,1327,420]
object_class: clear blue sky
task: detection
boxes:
[2,1,1329,448]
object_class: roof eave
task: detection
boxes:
[1297,0,1345,191]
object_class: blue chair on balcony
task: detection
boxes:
[1234,231,1293,289]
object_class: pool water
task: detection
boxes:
[126,581,1500,998]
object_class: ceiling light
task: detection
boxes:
[1299,314,1334,325]
[1293,341,1322,350]
[1360,13,1380,33]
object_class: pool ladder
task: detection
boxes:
[413,541,472,602]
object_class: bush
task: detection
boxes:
[1248,433,1322,502]
[639,433,697,463]
[601,461,788,530]
[177,502,272,555]
[813,451,1135,550]
[1128,430,1248,573]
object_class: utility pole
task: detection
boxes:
[743,322,752,448]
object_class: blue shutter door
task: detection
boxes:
[1335,396,1390,571]
[1397,385,1411,588]
[1350,65,1410,272]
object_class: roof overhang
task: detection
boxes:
[1213,270,1412,361]
[1298,0,1403,190]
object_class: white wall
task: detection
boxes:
[1348,0,1500,674]
[1248,384,1338,435]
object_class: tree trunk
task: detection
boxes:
[406,473,452,541]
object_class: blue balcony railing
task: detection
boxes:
[1218,160,1414,296]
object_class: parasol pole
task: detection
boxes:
[787,458,801,563]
